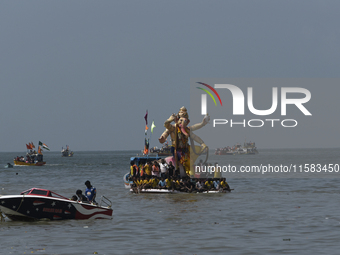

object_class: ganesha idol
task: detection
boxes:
[158,107,210,177]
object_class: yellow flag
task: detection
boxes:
[151,120,156,133]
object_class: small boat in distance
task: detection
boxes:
[215,141,259,155]
[149,143,172,156]
[61,145,74,157]
[13,142,48,166]
[243,142,259,154]
[215,148,235,155]
[0,188,112,221]
[4,163,13,168]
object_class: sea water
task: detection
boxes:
[0,149,340,255]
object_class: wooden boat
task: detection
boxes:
[13,160,45,166]
[13,142,47,166]
[126,110,231,194]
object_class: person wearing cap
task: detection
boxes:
[85,180,97,204]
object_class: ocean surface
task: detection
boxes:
[1,149,340,255]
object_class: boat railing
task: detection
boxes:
[99,195,112,208]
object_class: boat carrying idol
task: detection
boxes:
[124,107,231,194]
[0,188,112,221]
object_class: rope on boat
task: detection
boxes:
[0,194,5,222]
[16,194,25,212]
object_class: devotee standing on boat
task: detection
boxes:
[85,180,97,204]
[167,161,174,178]
[152,161,160,177]
[144,161,152,177]
[159,158,168,179]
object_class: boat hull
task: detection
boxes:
[0,195,112,221]
[215,151,235,155]
[61,151,73,157]
[13,160,46,166]
[130,188,228,194]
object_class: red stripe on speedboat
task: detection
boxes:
[74,205,112,219]
[75,210,113,220]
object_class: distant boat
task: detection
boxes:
[215,142,259,155]
[243,142,259,154]
[61,145,74,157]
[149,143,172,156]
[214,148,235,155]
[13,142,47,166]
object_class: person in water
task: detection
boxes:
[85,180,97,204]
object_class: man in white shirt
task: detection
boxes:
[159,158,168,179]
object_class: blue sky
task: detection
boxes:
[1,1,339,152]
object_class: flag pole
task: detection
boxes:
[143,110,149,157]
[175,122,179,172]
